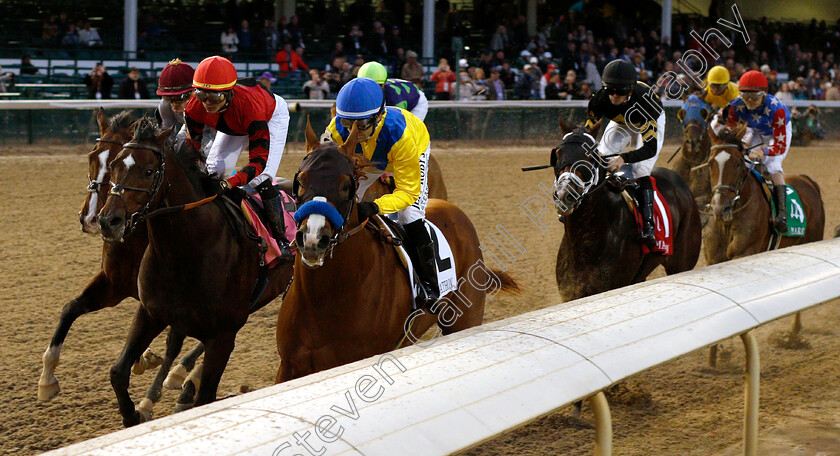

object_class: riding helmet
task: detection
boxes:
[602,59,636,88]
[335,78,384,119]
[193,56,237,91]
[738,70,768,92]
[157,58,195,96]
[707,65,730,85]
[357,61,388,85]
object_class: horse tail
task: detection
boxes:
[491,269,520,294]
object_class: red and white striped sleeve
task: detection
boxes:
[766,107,788,157]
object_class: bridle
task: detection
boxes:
[709,143,754,215]
[108,141,168,235]
[87,137,126,196]
[681,122,709,166]
[552,134,619,213]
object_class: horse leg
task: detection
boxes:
[164,342,205,390]
[175,362,202,412]
[137,328,186,420]
[110,306,166,428]
[39,273,126,401]
[194,332,237,407]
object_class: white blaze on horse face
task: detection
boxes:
[123,153,135,171]
[303,196,329,250]
[714,151,730,188]
[84,150,110,225]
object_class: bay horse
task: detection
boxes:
[97,117,294,427]
[702,124,824,365]
[275,121,518,382]
[551,124,702,302]
[672,95,712,210]
[40,109,203,417]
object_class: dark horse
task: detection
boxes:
[551,124,702,302]
[275,121,518,382]
[672,94,712,209]
[702,124,824,365]
[98,118,294,426]
[40,109,203,417]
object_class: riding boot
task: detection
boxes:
[640,189,657,247]
[772,185,788,233]
[404,219,440,310]
[257,181,293,257]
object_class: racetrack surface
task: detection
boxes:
[1,141,839,455]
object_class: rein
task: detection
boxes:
[108,141,168,236]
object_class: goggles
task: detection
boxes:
[604,85,632,96]
[739,91,765,103]
[162,91,193,103]
[710,83,728,91]
[339,116,378,131]
[195,89,227,104]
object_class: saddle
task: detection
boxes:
[617,177,674,256]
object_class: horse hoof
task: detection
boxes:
[123,410,146,428]
[143,349,164,370]
[132,360,146,375]
[38,379,60,402]
[164,364,188,390]
[137,398,154,419]
[174,401,194,413]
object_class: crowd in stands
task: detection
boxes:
[6,3,840,104]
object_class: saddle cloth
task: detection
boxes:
[748,169,806,243]
[240,189,297,268]
[374,216,458,305]
[621,176,674,256]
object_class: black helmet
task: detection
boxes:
[602,59,636,88]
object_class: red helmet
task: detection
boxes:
[193,56,237,91]
[738,70,768,92]
[156,58,195,96]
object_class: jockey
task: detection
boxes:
[715,70,791,232]
[185,55,293,256]
[701,65,739,110]
[585,59,665,246]
[356,61,430,121]
[156,58,215,150]
[324,77,438,308]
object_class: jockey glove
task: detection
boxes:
[357,201,380,221]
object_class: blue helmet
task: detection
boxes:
[335,78,384,119]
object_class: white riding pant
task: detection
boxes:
[410,91,429,122]
[206,94,290,187]
[355,145,430,225]
[599,111,666,178]
[743,122,791,175]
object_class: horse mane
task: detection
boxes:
[109,110,136,133]
[717,123,747,144]
[133,116,210,195]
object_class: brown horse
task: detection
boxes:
[275,121,517,382]
[672,95,712,209]
[98,117,294,426]
[703,124,825,366]
[551,124,702,302]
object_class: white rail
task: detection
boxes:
[44,239,840,456]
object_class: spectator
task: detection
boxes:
[515,64,535,99]
[62,24,80,47]
[826,80,840,101]
[287,15,304,48]
[329,42,346,64]
[274,43,309,77]
[486,67,505,100]
[302,69,330,99]
[221,27,239,56]
[430,59,455,100]
[20,55,38,75]
[557,70,580,99]
[387,26,403,56]
[401,50,424,86]
[775,81,794,101]
[259,19,279,55]
[457,71,477,101]
[490,25,509,53]
[78,21,102,47]
[578,81,593,100]
[324,69,343,94]
[343,24,366,57]
[258,71,277,90]
[0,66,13,93]
[84,63,113,99]
[368,21,388,57]
[544,71,562,100]
[118,67,149,99]
[472,68,488,100]
[237,20,252,53]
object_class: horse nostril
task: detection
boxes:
[107,216,123,228]
[317,235,330,250]
[295,230,304,246]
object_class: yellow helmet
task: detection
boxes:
[708,66,730,85]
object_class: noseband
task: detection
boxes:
[710,143,753,215]
[108,141,168,235]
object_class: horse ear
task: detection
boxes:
[156,125,175,145]
[700,108,710,122]
[558,117,574,135]
[339,121,360,156]
[97,107,109,137]
[677,109,686,123]
[330,103,337,119]
[304,115,320,152]
[734,123,748,141]
[585,119,602,137]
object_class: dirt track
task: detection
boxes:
[1,141,840,455]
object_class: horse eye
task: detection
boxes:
[145,169,154,177]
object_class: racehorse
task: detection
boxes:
[702,124,824,365]
[275,120,518,382]
[551,124,702,302]
[39,109,203,417]
[672,95,712,209]
[98,117,294,427]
